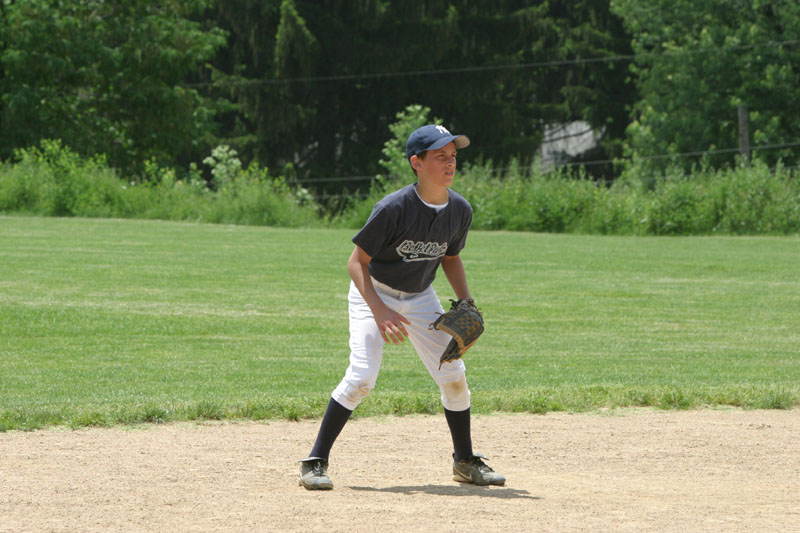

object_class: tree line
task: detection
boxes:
[1,0,798,194]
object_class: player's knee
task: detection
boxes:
[440,376,470,411]
[339,380,373,408]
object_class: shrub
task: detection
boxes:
[0,139,138,218]
[645,169,717,235]
[0,141,322,227]
[574,183,647,235]
[201,147,321,227]
[713,161,800,234]
[3,136,799,235]
[461,160,599,233]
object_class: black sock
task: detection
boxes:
[309,398,353,460]
[444,407,473,462]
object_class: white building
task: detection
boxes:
[540,121,605,172]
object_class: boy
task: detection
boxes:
[299,124,505,490]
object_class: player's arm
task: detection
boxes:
[347,245,410,344]
[441,254,472,300]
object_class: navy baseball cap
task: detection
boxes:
[406,125,470,161]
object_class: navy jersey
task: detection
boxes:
[352,184,472,293]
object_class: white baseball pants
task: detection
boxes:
[331,279,470,412]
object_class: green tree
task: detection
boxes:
[612,0,800,173]
[207,0,634,191]
[0,0,227,173]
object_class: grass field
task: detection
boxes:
[1,216,798,431]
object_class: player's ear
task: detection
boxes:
[410,155,422,170]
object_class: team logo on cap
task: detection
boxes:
[435,126,450,135]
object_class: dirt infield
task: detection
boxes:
[2,409,799,532]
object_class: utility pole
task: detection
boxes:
[738,104,751,166]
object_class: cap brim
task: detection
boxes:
[426,134,470,152]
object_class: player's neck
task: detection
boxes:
[415,181,449,205]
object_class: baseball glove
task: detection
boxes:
[429,298,484,369]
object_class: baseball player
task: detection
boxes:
[298,124,505,490]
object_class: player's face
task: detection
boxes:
[417,142,458,187]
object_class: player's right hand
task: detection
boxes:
[374,308,411,345]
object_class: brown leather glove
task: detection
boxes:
[429,299,484,369]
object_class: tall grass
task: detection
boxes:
[0,140,321,227]
[1,139,799,235]
[450,158,800,235]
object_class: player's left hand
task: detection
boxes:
[429,298,484,368]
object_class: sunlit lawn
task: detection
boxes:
[1,216,798,430]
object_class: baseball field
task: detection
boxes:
[1,216,799,531]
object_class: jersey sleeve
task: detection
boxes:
[351,203,395,258]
